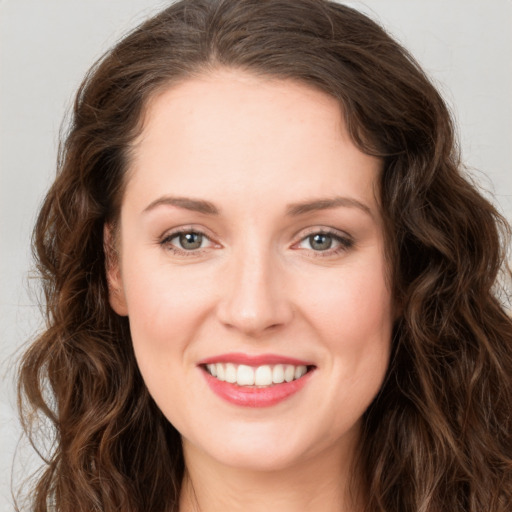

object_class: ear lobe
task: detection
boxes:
[104,224,128,316]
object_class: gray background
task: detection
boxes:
[1,1,511,510]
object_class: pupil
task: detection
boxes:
[179,232,202,250]
[310,234,332,251]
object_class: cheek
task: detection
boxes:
[298,255,393,403]
[122,267,213,425]
[121,258,216,362]
[133,287,204,327]
[301,259,393,343]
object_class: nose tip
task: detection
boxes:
[216,256,293,337]
[219,301,290,337]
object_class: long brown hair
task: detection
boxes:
[18,1,512,510]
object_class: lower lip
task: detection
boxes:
[202,369,313,407]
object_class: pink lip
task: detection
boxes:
[198,353,315,407]
[202,371,313,407]
[197,352,314,366]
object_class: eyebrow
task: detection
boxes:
[142,195,373,218]
[286,196,373,217]
[143,196,219,215]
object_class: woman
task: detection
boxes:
[18,0,512,511]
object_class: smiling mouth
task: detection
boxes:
[203,363,314,387]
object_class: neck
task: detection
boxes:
[179,439,364,512]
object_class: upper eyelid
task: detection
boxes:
[292,226,353,242]
[160,225,216,241]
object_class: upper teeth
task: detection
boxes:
[206,363,308,387]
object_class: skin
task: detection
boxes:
[107,69,395,511]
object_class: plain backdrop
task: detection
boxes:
[1,1,511,510]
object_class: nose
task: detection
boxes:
[216,246,294,338]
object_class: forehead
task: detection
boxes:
[137,69,346,149]
[125,69,381,212]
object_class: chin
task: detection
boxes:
[206,444,307,473]
[182,420,338,474]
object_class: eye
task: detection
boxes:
[295,230,353,255]
[160,230,214,253]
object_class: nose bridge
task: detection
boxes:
[217,235,292,336]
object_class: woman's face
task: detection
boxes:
[108,70,394,472]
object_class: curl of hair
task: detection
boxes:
[18,1,512,511]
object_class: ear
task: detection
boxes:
[104,223,128,316]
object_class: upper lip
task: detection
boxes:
[197,352,314,367]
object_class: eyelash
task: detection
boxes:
[159,227,354,257]
[293,228,354,257]
[159,227,216,256]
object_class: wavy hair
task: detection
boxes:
[18,0,512,510]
